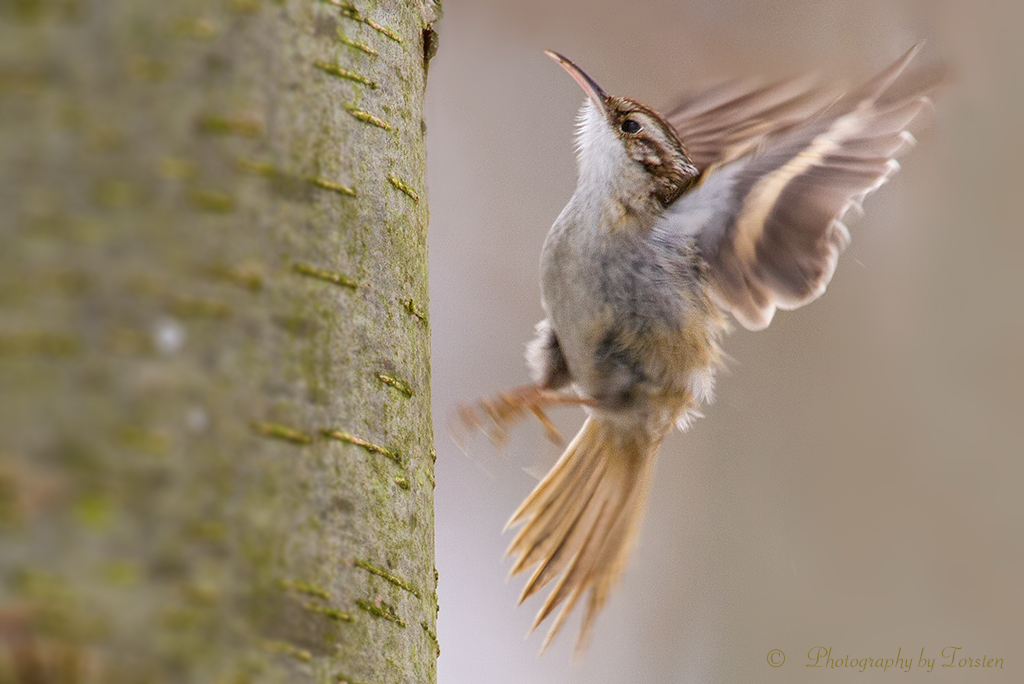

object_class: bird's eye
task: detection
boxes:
[620,118,641,134]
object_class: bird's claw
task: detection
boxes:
[452,385,594,450]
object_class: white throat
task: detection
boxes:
[575,100,631,193]
[572,100,650,215]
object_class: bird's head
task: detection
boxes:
[546,51,699,211]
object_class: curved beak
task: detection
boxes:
[544,50,609,110]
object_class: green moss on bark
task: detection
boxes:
[0,0,440,681]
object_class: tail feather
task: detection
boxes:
[517,468,608,603]
[507,454,606,579]
[504,419,596,530]
[505,415,662,655]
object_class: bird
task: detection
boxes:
[456,43,940,657]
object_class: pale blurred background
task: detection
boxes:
[425,0,1023,681]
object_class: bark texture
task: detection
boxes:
[0,0,439,682]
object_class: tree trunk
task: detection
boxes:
[0,1,439,682]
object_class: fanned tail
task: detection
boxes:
[505,415,663,656]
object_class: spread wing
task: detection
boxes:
[664,74,840,170]
[656,43,940,330]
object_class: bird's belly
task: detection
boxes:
[541,208,722,411]
[544,267,712,408]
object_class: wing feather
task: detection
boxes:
[657,43,941,330]
[665,74,841,169]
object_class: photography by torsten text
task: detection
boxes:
[801,647,1004,672]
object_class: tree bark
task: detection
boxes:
[0,1,439,682]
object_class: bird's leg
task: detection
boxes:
[454,384,595,449]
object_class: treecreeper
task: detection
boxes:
[457,44,941,657]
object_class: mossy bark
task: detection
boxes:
[0,1,439,682]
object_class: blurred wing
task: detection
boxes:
[665,73,840,170]
[657,44,938,331]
